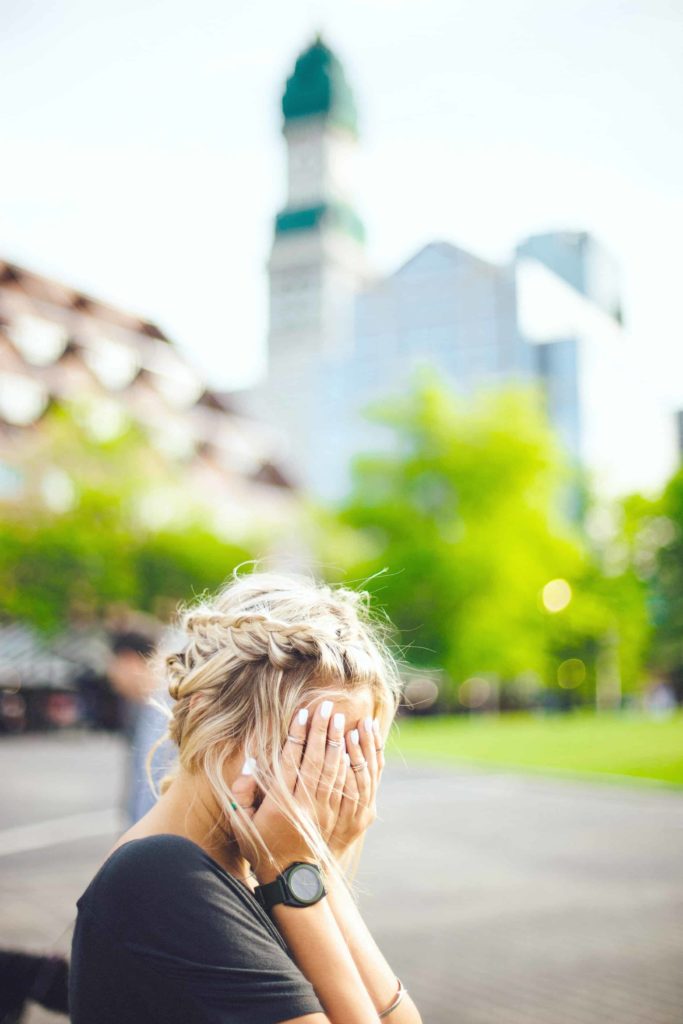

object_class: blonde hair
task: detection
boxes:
[145,566,403,890]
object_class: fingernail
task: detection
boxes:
[241,756,256,775]
[298,708,309,726]
[350,728,359,745]
[364,716,373,733]
[320,699,333,719]
[333,712,345,731]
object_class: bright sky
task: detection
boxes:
[2,1,682,446]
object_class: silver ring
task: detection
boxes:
[286,734,306,746]
[327,738,344,747]
[351,759,368,772]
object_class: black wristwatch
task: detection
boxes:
[253,861,327,913]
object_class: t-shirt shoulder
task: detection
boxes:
[73,834,325,1023]
[78,834,277,957]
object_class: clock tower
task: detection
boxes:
[258,36,368,486]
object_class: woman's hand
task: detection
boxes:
[328,715,385,858]
[231,699,348,879]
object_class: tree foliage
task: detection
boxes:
[0,403,256,632]
[654,470,683,672]
[327,371,650,706]
[627,468,683,682]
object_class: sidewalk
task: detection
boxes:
[1,732,682,1024]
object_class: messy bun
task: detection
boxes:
[144,566,403,887]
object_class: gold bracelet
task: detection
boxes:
[378,976,407,1018]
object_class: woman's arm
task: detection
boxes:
[260,711,422,1024]
[255,860,379,1024]
[239,700,421,1023]
[250,701,380,1023]
[256,857,422,1024]
[323,870,422,1024]
[324,716,422,1022]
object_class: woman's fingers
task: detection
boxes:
[318,710,345,800]
[278,703,384,852]
[295,699,334,800]
[358,715,378,804]
[373,718,385,774]
[342,748,360,810]
[281,706,310,792]
[329,751,356,845]
[330,748,348,816]
[345,726,371,811]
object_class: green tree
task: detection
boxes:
[629,468,683,684]
[0,403,256,632]
[654,470,683,676]
[327,371,649,707]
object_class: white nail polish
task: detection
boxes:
[320,699,333,719]
[241,757,254,775]
[364,716,373,733]
[333,712,345,731]
[350,728,359,745]
[298,708,309,726]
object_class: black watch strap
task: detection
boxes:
[253,875,288,913]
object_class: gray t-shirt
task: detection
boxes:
[69,833,324,1023]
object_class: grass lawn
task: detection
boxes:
[385,710,683,786]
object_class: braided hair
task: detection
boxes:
[144,567,402,885]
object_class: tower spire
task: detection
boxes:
[256,36,368,486]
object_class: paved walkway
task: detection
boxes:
[1,732,682,1023]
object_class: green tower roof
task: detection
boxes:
[282,36,358,136]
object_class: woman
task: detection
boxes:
[69,570,423,1024]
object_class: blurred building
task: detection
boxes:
[0,259,296,536]
[233,34,671,504]
[0,622,83,732]
[325,241,533,501]
[243,36,370,495]
[515,231,623,323]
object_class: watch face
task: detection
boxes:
[288,864,323,903]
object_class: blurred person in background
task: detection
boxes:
[107,625,177,825]
[0,692,27,734]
